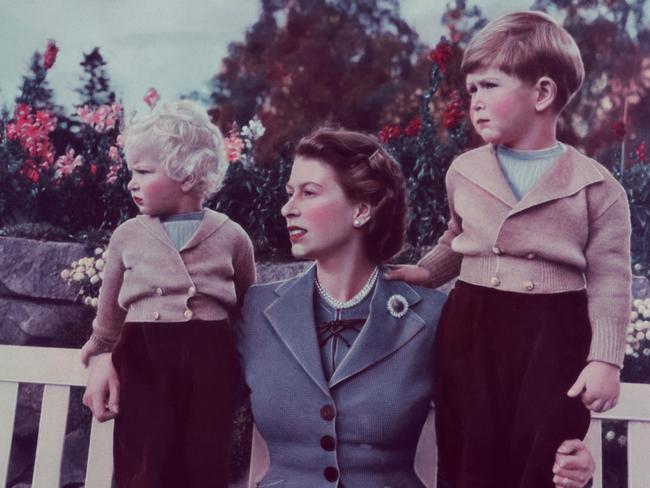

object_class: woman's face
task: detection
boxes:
[281,156,364,261]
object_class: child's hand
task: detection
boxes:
[567,361,620,412]
[552,439,595,487]
[383,265,431,285]
[80,339,108,367]
[82,353,120,422]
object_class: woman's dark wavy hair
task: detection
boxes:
[295,127,407,264]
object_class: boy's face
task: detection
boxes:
[125,138,188,216]
[466,66,539,149]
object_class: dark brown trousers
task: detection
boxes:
[434,281,591,488]
[111,320,239,488]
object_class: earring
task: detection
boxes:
[353,219,362,227]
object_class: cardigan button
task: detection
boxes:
[490,276,501,287]
[188,286,196,297]
[184,309,193,319]
[320,435,336,451]
[320,405,335,421]
[152,312,160,320]
[524,281,535,291]
[526,253,536,260]
[323,466,339,482]
[491,246,501,255]
[154,287,164,296]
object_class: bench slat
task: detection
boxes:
[32,385,70,488]
[628,421,650,488]
[0,382,19,486]
[85,418,114,488]
[0,345,88,387]
[584,420,603,488]
[592,383,650,422]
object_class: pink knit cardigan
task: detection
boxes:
[419,144,632,367]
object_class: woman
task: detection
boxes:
[83,128,595,488]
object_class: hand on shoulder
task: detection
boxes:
[383,264,431,285]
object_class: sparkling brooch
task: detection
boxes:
[387,294,409,318]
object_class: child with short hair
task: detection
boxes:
[386,11,631,488]
[80,100,255,488]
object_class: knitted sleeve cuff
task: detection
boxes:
[417,245,463,289]
[88,332,117,353]
[587,317,628,368]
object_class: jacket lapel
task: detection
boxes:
[328,272,425,389]
[263,265,331,397]
[136,215,177,250]
[509,146,604,216]
[180,209,229,251]
[453,145,519,208]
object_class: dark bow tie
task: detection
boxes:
[316,319,365,347]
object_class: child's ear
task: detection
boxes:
[535,76,557,112]
[181,174,196,193]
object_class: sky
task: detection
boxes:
[0,0,531,112]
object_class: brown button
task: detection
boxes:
[526,253,536,260]
[188,286,196,297]
[184,309,193,319]
[492,246,501,255]
[490,276,501,287]
[320,435,336,451]
[152,311,160,320]
[323,466,339,482]
[320,405,335,421]
[154,287,164,296]
[524,281,535,291]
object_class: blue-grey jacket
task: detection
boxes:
[237,264,446,487]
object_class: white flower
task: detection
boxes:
[630,311,639,321]
[645,298,650,307]
[617,435,627,446]
[646,330,650,340]
[643,310,650,319]
[72,272,85,281]
[643,348,650,357]
[75,266,85,275]
[98,272,104,280]
[60,269,70,280]
[90,297,99,308]
[636,331,645,340]
[89,275,100,285]
[633,298,643,308]
[95,259,105,270]
[627,325,635,334]
[625,344,634,355]
[102,251,108,260]
[644,321,650,329]
[605,430,616,441]
[94,247,103,255]
[84,296,92,306]
[86,267,97,277]
[638,305,647,314]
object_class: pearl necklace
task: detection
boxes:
[315,267,379,310]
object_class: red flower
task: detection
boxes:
[379,125,401,143]
[443,91,466,129]
[43,39,59,70]
[611,120,626,142]
[224,129,245,162]
[90,164,98,176]
[429,40,453,73]
[143,88,160,108]
[404,116,422,137]
[636,141,647,162]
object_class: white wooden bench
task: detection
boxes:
[0,345,649,488]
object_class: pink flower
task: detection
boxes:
[108,145,122,163]
[636,141,647,162]
[43,39,59,70]
[143,88,160,108]
[76,104,121,133]
[6,104,57,169]
[116,134,125,148]
[54,148,83,179]
[224,131,245,162]
[106,162,121,184]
